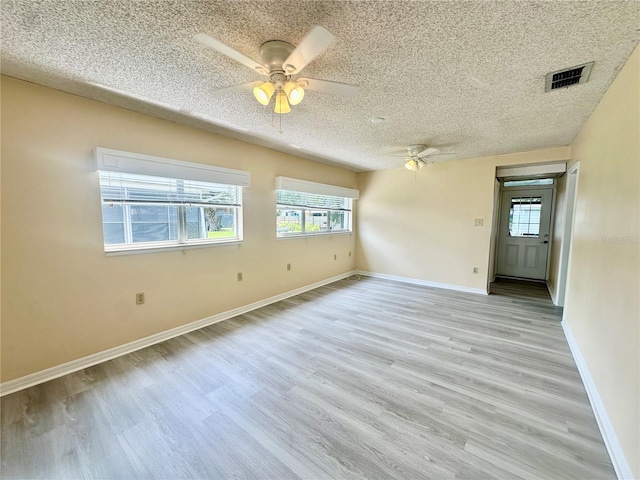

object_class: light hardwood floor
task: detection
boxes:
[1,277,615,479]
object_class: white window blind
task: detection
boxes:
[275,177,356,237]
[95,148,246,252]
[276,190,351,211]
[99,172,241,208]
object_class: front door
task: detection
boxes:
[497,188,553,280]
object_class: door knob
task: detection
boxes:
[541,240,548,244]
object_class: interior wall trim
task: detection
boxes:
[0,272,352,397]
[357,270,488,295]
[547,280,559,306]
[561,320,633,480]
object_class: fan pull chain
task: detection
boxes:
[271,99,275,128]
[277,88,283,133]
[267,88,284,133]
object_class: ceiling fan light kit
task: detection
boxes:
[402,144,457,172]
[274,92,291,114]
[282,81,304,105]
[252,78,303,113]
[194,26,357,119]
[252,43,302,113]
[405,159,424,171]
[253,81,275,105]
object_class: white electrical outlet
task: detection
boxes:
[473,267,479,274]
[136,293,145,305]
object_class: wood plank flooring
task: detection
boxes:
[1,277,615,479]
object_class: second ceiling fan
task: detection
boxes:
[194,26,357,114]
[403,144,457,171]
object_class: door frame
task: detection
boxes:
[487,179,501,289]
[494,181,556,282]
[554,162,580,306]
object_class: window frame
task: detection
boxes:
[96,148,249,254]
[275,177,358,239]
[503,178,555,188]
[276,200,353,237]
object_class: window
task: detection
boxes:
[503,178,554,187]
[509,196,542,237]
[96,148,249,252]
[275,177,358,237]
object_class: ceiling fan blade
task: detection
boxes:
[417,147,440,157]
[283,26,336,75]
[428,153,458,162]
[297,78,358,96]
[210,81,264,96]
[194,33,269,76]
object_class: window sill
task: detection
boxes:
[276,231,353,240]
[105,239,242,256]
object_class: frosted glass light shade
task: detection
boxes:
[283,81,305,105]
[404,159,424,171]
[274,92,291,114]
[253,82,275,105]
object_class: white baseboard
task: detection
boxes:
[0,272,352,397]
[562,320,634,480]
[357,270,488,295]
[547,280,559,305]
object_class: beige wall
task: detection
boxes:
[564,45,639,477]
[0,76,357,382]
[356,147,570,291]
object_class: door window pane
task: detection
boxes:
[509,196,542,237]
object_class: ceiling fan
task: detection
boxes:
[402,144,457,171]
[194,26,357,114]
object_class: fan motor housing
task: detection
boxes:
[260,40,295,73]
[407,144,427,156]
[269,72,288,88]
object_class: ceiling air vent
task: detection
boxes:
[545,62,594,92]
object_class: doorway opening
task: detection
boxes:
[490,276,559,305]
[487,161,567,294]
[495,181,555,281]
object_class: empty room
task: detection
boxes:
[1,1,638,479]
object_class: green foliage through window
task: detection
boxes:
[276,190,351,237]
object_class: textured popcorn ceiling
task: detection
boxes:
[1,1,638,171]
